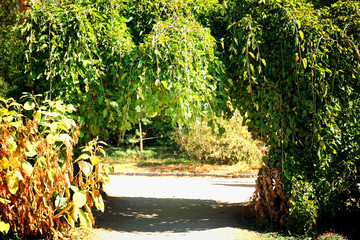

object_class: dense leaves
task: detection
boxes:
[223,0,360,234]
[121,0,219,45]
[132,15,225,124]
[20,0,134,143]
[0,0,25,98]
[2,0,359,236]
[18,0,225,147]
[175,110,262,166]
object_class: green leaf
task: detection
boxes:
[91,156,100,166]
[21,160,33,177]
[103,108,108,118]
[286,128,292,136]
[79,161,93,177]
[248,52,255,59]
[161,81,169,90]
[261,59,267,67]
[0,221,10,234]
[299,30,304,41]
[6,171,19,194]
[76,154,91,161]
[9,121,22,128]
[284,169,291,180]
[38,156,46,168]
[121,73,128,80]
[55,195,68,210]
[46,134,56,145]
[24,101,36,111]
[302,58,308,69]
[1,158,9,170]
[219,127,226,137]
[25,141,37,157]
[92,191,105,212]
[78,209,92,228]
[0,197,10,204]
[73,191,87,208]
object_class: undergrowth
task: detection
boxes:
[0,95,110,239]
[174,109,263,166]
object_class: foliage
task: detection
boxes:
[18,0,225,147]
[20,0,134,144]
[222,0,360,234]
[317,232,348,240]
[0,0,26,98]
[175,109,262,165]
[141,112,175,146]
[112,13,226,146]
[264,234,312,240]
[0,96,109,239]
[121,0,219,45]
[5,0,359,235]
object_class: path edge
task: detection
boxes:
[109,171,258,179]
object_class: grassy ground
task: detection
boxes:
[101,144,261,175]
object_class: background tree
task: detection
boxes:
[0,0,26,98]
[19,0,134,144]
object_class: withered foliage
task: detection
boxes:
[0,97,109,239]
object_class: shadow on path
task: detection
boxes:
[93,196,252,233]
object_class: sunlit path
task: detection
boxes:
[92,176,259,240]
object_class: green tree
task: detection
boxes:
[119,15,226,148]
[20,0,134,143]
[222,0,359,234]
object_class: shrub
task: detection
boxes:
[175,109,263,167]
[317,232,348,240]
[0,95,109,239]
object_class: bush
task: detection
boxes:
[175,109,263,167]
[0,95,110,239]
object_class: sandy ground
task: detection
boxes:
[91,175,260,240]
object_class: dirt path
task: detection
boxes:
[92,175,261,240]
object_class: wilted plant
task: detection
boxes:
[0,95,109,239]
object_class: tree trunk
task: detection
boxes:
[139,119,143,152]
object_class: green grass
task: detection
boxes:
[101,143,260,175]
[104,144,196,166]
